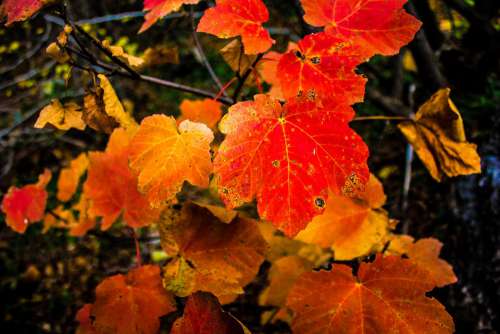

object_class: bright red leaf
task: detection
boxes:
[84,128,162,230]
[171,292,248,334]
[1,169,51,233]
[287,255,454,333]
[300,0,422,57]
[214,94,369,237]
[139,0,201,33]
[2,0,48,26]
[197,0,275,54]
[277,32,367,104]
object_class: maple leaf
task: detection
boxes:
[295,174,395,260]
[178,98,223,130]
[300,0,422,57]
[214,94,369,237]
[34,100,86,131]
[398,88,481,181]
[259,43,297,100]
[1,169,51,233]
[277,32,367,104]
[56,153,89,202]
[387,236,457,287]
[84,128,162,230]
[139,0,201,33]
[129,115,214,208]
[197,0,275,55]
[287,255,454,334]
[171,292,249,334]
[97,75,138,131]
[159,202,267,303]
[86,265,176,334]
[2,0,49,26]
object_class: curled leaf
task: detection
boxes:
[102,40,145,69]
[398,88,481,181]
[34,100,86,131]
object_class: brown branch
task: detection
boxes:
[232,53,264,101]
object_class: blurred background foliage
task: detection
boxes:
[0,0,499,333]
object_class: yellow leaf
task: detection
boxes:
[102,40,145,69]
[129,116,214,207]
[34,99,86,131]
[220,39,257,76]
[46,42,70,63]
[295,175,394,260]
[97,74,138,131]
[398,88,481,181]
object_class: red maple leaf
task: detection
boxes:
[214,94,369,237]
[2,0,47,26]
[300,0,422,57]
[197,0,275,54]
[139,0,201,33]
[277,32,367,104]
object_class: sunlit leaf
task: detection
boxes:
[129,115,214,208]
[398,88,481,181]
[197,0,275,54]
[214,94,369,236]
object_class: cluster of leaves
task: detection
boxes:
[0,0,483,333]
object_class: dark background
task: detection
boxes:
[0,0,499,333]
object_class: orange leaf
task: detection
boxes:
[259,43,296,100]
[88,265,176,334]
[287,255,454,333]
[171,292,249,334]
[300,0,422,57]
[197,0,275,54]
[387,236,457,287]
[84,128,162,230]
[295,175,394,260]
[159,202,267,303]
[57,153,89,202]
[214,94,369,237]
[129,115,214,208]
[2,0,48,26]
[178,98,223,130]
[1,169,51,233]
[139,0,201,33]
[277,32,366,104]
[259,255,313,308]
[75,304,96,334]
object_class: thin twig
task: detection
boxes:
[352,116,409,122]
[232,53,264,101]
[190,8,227,96]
